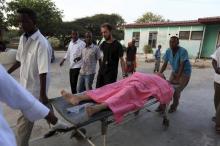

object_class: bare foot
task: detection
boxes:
[86,105,103,117]
[61,90,80,105]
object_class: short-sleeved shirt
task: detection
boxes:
[16,30,51,98]
[99,40,124,75]
[155,49,161,60]
[64,39,86,69]
[80,44,101,75]
[163,47,191,76]
[126,46,137,62]
[211,47,220,84]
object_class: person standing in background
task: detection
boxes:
[77,32,101,93]
[60,31,86,94]
[125,39,137,76]
[154,45,162,73]
[96,23,126,88]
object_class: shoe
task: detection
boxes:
[52,120,69,131]
[168,105,177,113]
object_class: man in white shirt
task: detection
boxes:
[0,64,67,146]
[8,8,52,146]
[60,31,86,94]
[211,46,220,133]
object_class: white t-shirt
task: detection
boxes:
[64,39,86,69]
[16,30,51,98]
[211,47,220,84]
[0,65,49,146]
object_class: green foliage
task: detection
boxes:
[6,0,63,35]
[3,29,19,41]
[136,12,165,23]
[0,0,6,29]
[143,44,153,54]
[57,13,125,47]
[3,1,125,48]
[48,36,60,48]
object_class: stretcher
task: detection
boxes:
[44,93,170,146]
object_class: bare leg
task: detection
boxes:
[86,103,108,117]
[61,90,91,105]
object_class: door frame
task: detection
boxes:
[216,31,220,48]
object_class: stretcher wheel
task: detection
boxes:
[162,118,169,129]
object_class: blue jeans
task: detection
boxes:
[77,74,95,93]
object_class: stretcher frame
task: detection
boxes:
[44,95,170,146]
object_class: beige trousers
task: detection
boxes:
[16,113,34,146]
[170,73,190,108]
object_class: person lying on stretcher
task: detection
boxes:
[61,72,174,123]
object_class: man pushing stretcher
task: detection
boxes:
[61,72,174,123]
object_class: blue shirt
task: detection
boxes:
[163,47,192,76]
[155,49,161,60]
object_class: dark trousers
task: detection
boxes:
[96,72,117,88]
[214,82,220,126]
[69,68,80,94]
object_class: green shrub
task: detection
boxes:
[48,37,61,49]
[143,44,153,54]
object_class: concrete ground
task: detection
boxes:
[2,52,220,146]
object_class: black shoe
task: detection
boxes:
[168,105,177,113]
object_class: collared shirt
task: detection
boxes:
[16,30,51,98]
[80,44,101,75]
[211,47,220,84]
[64,39,86,69]
[163,47,192,76]
[155,48,161,60]
[0,65,49,146]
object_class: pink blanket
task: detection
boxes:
[86,72,174,123]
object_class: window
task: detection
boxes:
[179,31,190,40]
[148,32,158,48]
[132,32,140,47]
[191,31,203,40]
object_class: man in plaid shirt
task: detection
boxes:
[77,32,101,92]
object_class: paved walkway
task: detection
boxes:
[2,52,220,146]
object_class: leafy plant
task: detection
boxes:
[143,44,153,54]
